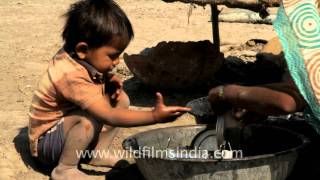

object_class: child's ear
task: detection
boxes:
[75,42,89,59]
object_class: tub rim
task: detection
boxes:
[122,124,310,162]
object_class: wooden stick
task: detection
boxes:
[219,11,276,24]
[211,4,220,54]
[162,0,280,10]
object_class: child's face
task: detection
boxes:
[85,36,129,74]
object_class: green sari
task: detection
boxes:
[273,0,320,134]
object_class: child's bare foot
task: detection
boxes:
[51,164,91,180]
[88,154,125,168]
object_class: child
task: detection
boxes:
[28,0,190,179]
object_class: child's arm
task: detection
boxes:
[85,92,191,127]
[208,83,305,116]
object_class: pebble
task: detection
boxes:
[16,99,24,102]
[220,45,232,53]
[240,50,257,57]
[246,40,256,47]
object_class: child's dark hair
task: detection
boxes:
[62,0,134,52]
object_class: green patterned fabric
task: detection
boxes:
[273,0,320,134]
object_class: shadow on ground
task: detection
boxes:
[104,164,145,180]
[13,127,52,176]
[14,127,146,179]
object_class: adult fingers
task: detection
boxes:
[233,108,247,119]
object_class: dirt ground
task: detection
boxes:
[0,0,277,179]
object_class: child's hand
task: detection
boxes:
[105,74,123,101]
[152,92,191,123]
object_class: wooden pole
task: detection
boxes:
[163,0,280,11]
[211,3,220,54]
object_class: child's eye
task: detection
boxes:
[108,53,120,60]
[109,55,118,60]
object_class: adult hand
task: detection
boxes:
[152,92,191,123]
[208,85,231,115]
[232,108,265,125]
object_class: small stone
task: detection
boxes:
[220,45,232,53]
[16,99,24,102]
[241,50,257,57]
[247,40,256,46]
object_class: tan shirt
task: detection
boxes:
[28,49,106,156]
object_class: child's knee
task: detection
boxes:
[78,114,102,135]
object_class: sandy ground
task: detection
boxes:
[0,0,277,179]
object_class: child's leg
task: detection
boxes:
[88,91,130,167]
[51,110,102,180]
[52,91,129,179]
[86,126,120,167]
